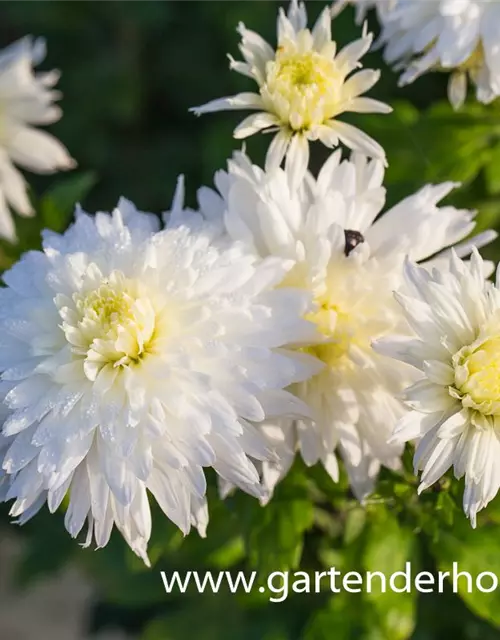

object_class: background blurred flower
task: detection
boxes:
[332,0,394,23]
[337,0,500,109]
[0,37,75,241]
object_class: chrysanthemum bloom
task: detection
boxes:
[332,0,393,23]
[169,151,496,500]
[191,0,390,186]
[335,0,500,110]
[375,250,500,526]
[0,37,75,241]
[0,199,321,563]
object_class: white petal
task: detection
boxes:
[0,153,33,216]
[265,130,292,170]
[191,92,264,115]
[285,134,309,190]
[233,112,279,139]
[448,71,468,110]
[7,127,75,174]
[326,120,387,163]
[391,411,442,444]
[404,379,456,413]
[345,97,393,114]
[312,7,332,52]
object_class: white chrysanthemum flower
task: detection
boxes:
[336,0,500,109]
[166,151,495,500]
[192,0,390,187]
[332,0,393,23]
[375,250,500,526]
[0,199,321,563]
[0,37,75,241]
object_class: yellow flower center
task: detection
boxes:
[435,42,484,75]
[278,54,323,88]
[262,34,342,131]
[286,253,397,379]
[304,295,354,368]
[454,335,500,414]
[458,44,485,74]
[61,271,160,381]
[78,285,136,337]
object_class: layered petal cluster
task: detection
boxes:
[0,37,75,241]
[0,199,321,563]
[336,0,500,109]
[375,250,500,526]
[166,151,494,500]
[192,0,390,186]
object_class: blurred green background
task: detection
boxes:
[2,2,500,639]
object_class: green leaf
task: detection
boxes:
[40,172,98,232]
[207,535,245,569]
[226,463,315,574]
[356,101,500,202]
[436,490,458,527]
[484,144,500,195]
[344,507,367,545]
[247,495,314,573]
[142,601,291,640]
[363,510,417,640]
[431,519,500,628]
[303,593,367,640]
[80,534,166,607]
